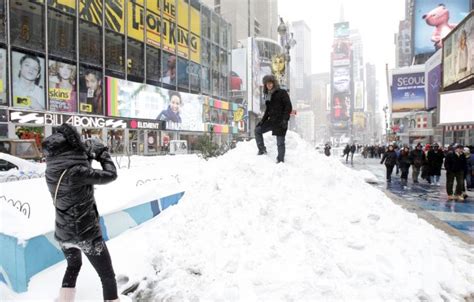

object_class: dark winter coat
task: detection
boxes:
[261,88,293,136]
[398,150,411,172]
[157,106,182,123]
[43,125,117,244]
[381,150,397,166]
[350,144,356,153]
[324,146,331,156]
[427,149,445,176]
[409,149,426,168]
[444,151,467,173]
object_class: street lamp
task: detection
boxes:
[383,105,389,143]
[277,17,296,92]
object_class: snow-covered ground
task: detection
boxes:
[1,132,473,301]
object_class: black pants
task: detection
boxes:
[400,165,410,181]
[385,164,394,180]
[255,123,286,162]
[446,171,464,196]
[60,238,118,300]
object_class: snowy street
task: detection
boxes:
[343,153,474,240]
[1,133,473,301]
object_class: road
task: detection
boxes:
[343,153,474,240]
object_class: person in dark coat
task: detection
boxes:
[444,145,467,201]
[398,146,411,185]
[427,143,444,186]
[42,123,119,302]
[380,144,398,182]
[255,75,293,163]
[349,143,356,164]
[324,143,331,157]
[409,143,426,183]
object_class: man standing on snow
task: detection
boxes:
[255,75,293,163]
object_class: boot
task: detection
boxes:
[58,287,76,302]
[257,148,267,155]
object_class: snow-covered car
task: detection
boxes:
[0,153,46,183]
[0,139,43,161]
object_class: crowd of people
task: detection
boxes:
[378,142,473,201]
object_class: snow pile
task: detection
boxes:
[122,132,474,301]
[2,132,473,301]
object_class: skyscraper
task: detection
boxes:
[202,0,278,48]
[289,20,312,102]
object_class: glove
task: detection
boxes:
[256,121,263,127]
[84,138,108,161]
[280,120,288,130]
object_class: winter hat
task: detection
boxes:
[42,123,86,157]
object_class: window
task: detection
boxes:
[162,51,176,89]
[201,39,210,66]
[211,13,219,45]
[189,61,201,92]
[48,9,76,60]
[177,57,189,90]
[105,29,125,76]
[201,66,210,94]
[201,6,210,39]
[79,20,102,67]
[211,45,219,72]
[212,70,219,96]
[127,39,144,82]
[10,0,45,52]
[0,48,6,105]
[0,0,6,42]
[146,46,161,86]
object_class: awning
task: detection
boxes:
[445,124,474,131]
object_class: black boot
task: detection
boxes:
[257,148,267,155]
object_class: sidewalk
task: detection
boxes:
[345,155,474,242]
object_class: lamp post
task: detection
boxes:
[383,105,389,143]
[277,17,296,92]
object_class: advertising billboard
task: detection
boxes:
[413,0,470,55]
[334,22,349,38]
[439,89,474,124]
[333,66,351,94]
[247,37,261,114]
[331,93,351,122]
[442,11,474,89]
[78,67,103,115]
[390,71,425,112]
[48,60,77,112]
[231,48,246,91]
[353,112,366,130]
[332,39,351,66]
[127,0,201,63]
[425,49,442,109]
[11,51,46,110]
[0,48,6,105]
[106,77,204,131]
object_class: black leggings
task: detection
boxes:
[61,238,118,300]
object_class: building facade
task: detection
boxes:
[310,72,330,144]
[0,0,242,155]
[202,0,278,48]
[289,20,311,103]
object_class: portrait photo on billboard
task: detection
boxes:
[162,52,177,87]
[391,72,425,112]
[333,66,351,93]
[413,0,470,55]
[79,67,103,115]
[0,48,6,105]
[11,51,45,110]
[48,60,77,112]
[156,90,204,131]
[442,11,474,89]
[332,93,351,122]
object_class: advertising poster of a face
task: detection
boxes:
[0,49,6,105]
[48,60,77,112]
[12,51,45,110]
[79,67,103,115]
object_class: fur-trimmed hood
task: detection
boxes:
[262,74,280,93]
[42,123,87,157]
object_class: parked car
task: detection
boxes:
[0,139,43,161]
[0,152,46,182]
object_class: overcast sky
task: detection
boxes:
[278,0,405,107]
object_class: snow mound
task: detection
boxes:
[120,132,474,301]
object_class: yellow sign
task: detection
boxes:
[128,1,144,42]
[234,108,244,122]
[79,0,103,25]
[80,103,93,113]
[15,96,32,107]
[105,0,124,34]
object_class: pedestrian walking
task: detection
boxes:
[409,143,426,183]
[255,75,292,163]
[324,143,331,157]
[399,146,411,185]
[467,146,474,191]
[350,143,356,164]
[427,143,444,186]
[42,123,120,301]
[343,144,350,163]
[380,144,398,182]
[444,145,467,201]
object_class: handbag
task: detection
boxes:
[54,169,68,207]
